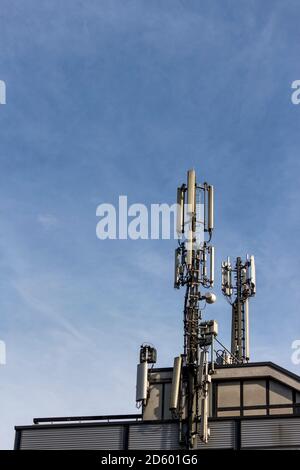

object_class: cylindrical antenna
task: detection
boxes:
[209,246,215,286]
[136,362,148,404]
[169,356,182,411]
[208,185,214,232]
[176,187,185,235]
[187,169,196,215]
[244,298,250,361]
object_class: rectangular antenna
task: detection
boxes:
[250,255,256,293]
[222,260,233,296]
[244,299,250,361]
[202,248,207,279]
[209,246,214,286]
[228,267,233,295]
[199,354,210,443]
[170,356,182,411]
[136,362,148,403]
[176,187,185,235]
[174,248,181,289]
[221,262,225,292]
[208,185,214,231]
[197,350,204,388]
[187,169,195,215]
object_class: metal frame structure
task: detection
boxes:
[134,169,259,448]
[221,255,256,363]
[172,169,217,448]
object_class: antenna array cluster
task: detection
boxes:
[170,169,217,448]
[136,345,157,406]
[221,256,256,363]
[135,168,257,450]
[174,173,214,289]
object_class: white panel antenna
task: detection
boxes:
[208,185,214,232]
[250,255,256,293]
[176,187,185,235]
[169,356,182,412]
[187,169,195,215]
[136,362,148,403]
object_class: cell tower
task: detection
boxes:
[135,170,257,448]
[171,169,217,448]
[221,255,256,363]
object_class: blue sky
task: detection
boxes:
[0,0,300,449]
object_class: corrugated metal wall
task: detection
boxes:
[19,425,124,450]
[196,421,235,449]
[16,417,300,450]
[241,418,300,449]
[129,423,179,450]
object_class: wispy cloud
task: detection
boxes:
[37,214,58,229]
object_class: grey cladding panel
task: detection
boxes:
[163,383,173,420]
[196,421,235,449]
[20,425,124,450]
[217,381,240,408]
[241,418,300,448]
[17,416,300,450]
[269,380,293,405]
[129,423,180,450]
[243,380,266,406]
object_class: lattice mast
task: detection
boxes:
[221,255,256,363]
[173,169,217,449]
